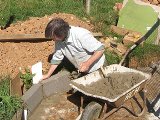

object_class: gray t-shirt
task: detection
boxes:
[51,26,105,73]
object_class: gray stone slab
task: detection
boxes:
[42,71,71,97]
[21,84,43,114]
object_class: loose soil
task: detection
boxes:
[71,72,145,99]
[29,94,79,120]
[0,13,94,78]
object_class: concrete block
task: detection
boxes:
[42,71,71,97]
[21,84,43,114]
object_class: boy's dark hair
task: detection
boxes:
[45,18,70,39]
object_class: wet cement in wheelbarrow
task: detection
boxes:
[71,72,146,99]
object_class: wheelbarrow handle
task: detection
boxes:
[100,66,107,78]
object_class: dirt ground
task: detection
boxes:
[0,13,94,78]
[29,91,159,120]
[29,93,79,120]
[71,72,145,99]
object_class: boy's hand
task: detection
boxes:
[79,61,91,72]
[41,74,50,81]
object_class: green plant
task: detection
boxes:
[105,50,121,65]
[0,76,22,119]
[20,68,35,90]
[130,43,160,59]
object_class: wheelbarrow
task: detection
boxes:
[70,64,151,120]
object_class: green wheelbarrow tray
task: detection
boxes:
[69,64,151,119]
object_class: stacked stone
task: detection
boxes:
[141,0,160,6]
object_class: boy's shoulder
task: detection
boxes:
[70,26,90,34]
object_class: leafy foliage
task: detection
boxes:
[20,68,35,90]
[105,50,121,65]
[0,76,22,119]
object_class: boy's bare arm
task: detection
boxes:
[80,50,104,72]
[42,64,58,80]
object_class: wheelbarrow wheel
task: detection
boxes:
[81,101,102,120]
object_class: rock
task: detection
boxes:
[116,43,127,55]
[123,32,142,46]
[152,0,159,5]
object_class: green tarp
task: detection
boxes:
[117,0,159,43]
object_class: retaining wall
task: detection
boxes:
[13,71,71,119]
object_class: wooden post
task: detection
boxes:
[10,73,23,96]
[155,26,160,45]
[83,0,91,14]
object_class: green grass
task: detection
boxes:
[0,0,85,26]
[90,0,122,35]
[105,50,121,65]
[0,76,22,119]
[0,0,123,36]
[127,43,160,66]
[130,43,160,59]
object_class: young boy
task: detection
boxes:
[42,18,105,80]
